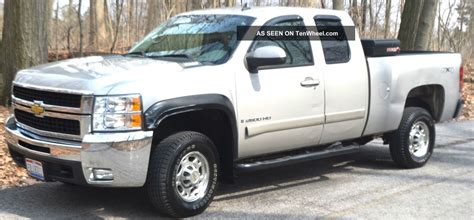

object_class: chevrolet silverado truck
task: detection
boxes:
[4,7,464,217]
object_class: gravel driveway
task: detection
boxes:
[0,120,472,219]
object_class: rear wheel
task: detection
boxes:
[146,131,219,217]
[389,107,435,168]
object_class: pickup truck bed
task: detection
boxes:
[364,51,462,135]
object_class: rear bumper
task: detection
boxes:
[453,99,464,119]
[4,115,154,187]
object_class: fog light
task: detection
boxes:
[92,168,114,181]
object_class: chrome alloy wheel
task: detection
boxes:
[408,121,430,157]
[175,150,210,202]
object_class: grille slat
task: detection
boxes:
[13,86,82,108]
[15,109,81,135]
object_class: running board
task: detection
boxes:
[235,144,360,172]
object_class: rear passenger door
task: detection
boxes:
[314,15,369,144]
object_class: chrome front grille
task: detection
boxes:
[13,85,82,108]
[12,83,93,141]
[15,109,81,135]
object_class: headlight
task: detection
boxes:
[93,94,142,131]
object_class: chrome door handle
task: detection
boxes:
[300,77,320,87]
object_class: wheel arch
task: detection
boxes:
[404,84,445,122]
[144,94,238,182]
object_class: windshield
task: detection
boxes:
[129,14,255,64]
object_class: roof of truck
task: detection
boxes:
[179,6,348,19]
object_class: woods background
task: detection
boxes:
[0,0,472,113]
[0,0,472,115]
[0,0,472,56]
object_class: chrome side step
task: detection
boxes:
[235,144,360,172]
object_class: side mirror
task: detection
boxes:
[245,46,286,73]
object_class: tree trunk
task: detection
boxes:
[350,0,358,26]
[110,0,125,53]
[470,1,474,58]
[188,0,202,10]
[55,0,59,61]
[0,4,3,40]
[0,0,51,105]
[78,0,83,57]
[397,0,424,50]
[333,0,344,10]
[225,0,235,7]
[320,0,326,8]
[393,0,403,38]
[361,0,367,33]
[384,0,391,38]
[414,0,439,50]
[369,0,373,32]
[145,0,159,33]
[128,0,135,44]
[89,0,112,52]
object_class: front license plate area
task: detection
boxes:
[25,158,45,181]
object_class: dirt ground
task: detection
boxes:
[460,59,474,120]
[0,61,473,188]
[0,107,36,189]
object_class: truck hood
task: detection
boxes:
[14,56,200,94]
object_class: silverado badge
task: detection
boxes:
[31,101,45,116]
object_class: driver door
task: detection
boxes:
[235,16,325,158]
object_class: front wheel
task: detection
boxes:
[146,131,219,217]
[389,107,436,168]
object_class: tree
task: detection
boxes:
[384,0,391,38]
[127,0,135,44]
[397,0,424,50]
[78,0,84,57]
[225,0,235,7]
[110,0,125,53]
[333,0,344,10]
[350,0,358,27]
[54,0,60,61]
[0,2,3,41]
[0,0,52,104]
[145,0,159,33]
[414,0,439,50]
[361,0,367,33]
[469,0,474,58]
[89,0,112,51]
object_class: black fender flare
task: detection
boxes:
[144,94,238,159]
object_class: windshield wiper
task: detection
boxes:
[124,51,145,57]
[125,52,196,62]
[146,54,195,61]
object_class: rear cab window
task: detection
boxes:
[314,16,351,64]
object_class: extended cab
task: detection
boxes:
[4,7,464,217]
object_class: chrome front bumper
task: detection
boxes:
[4,115,153,187]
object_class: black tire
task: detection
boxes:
[390,107,436,168]
[146,131,219,218]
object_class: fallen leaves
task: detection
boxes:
[460,59,474,120]
[0,106,36,188]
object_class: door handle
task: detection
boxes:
[300,77,320,87]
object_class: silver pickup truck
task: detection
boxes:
[4,7,464,217]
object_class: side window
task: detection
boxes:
[315,19,351,64]
[252,19,313,67]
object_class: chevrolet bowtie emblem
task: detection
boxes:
[31,102,45,116]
